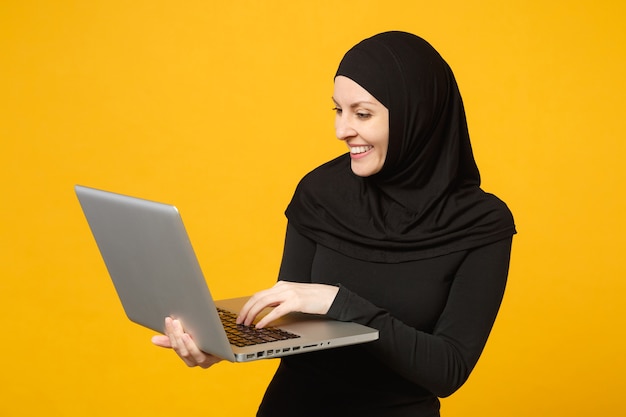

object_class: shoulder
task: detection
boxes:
[294,154,352,195]
[299,154,349,182]
[481,191,516,227]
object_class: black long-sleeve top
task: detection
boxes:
[257,224,513,417]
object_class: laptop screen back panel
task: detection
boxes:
[75,185,235,361]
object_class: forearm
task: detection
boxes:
[327,238,512,397]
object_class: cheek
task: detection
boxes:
[376,119,390,152]
[379,132,390,160]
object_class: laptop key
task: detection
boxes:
[217,307,300,347]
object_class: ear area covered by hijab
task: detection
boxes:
[286,31,516,263]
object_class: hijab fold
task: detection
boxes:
[286,31,515,263]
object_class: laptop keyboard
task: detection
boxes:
[217,308,301,347]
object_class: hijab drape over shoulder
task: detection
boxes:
[286,31,516,263]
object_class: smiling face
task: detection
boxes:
[333,75,389,177]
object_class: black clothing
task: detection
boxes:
[286,32,516,263]
[257,225,512,417]
[287,154,515,263]
[258,32,516,416]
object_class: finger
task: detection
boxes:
[237,281,302,325]
[161,317,213,368]
[255,302,292,328]
[172,321,204,367]
[180,333,207,363]
[164,317,177,343]
[237,281,292,321]
[165,318,191,363]
[242,292,289,326]
[237,287,276,324]
[151,335,172,348]
[181,334,224,368]
[170,319,191,357]
[237,293,269,325]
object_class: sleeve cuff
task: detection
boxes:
[326,284,350,320]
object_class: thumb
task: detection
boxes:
[151,335,172,348]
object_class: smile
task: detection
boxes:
[350,145,373,154]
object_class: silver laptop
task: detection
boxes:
[75,185,378,362]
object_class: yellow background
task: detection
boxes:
[2,1,624,415]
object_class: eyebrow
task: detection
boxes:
[331,97,378,108]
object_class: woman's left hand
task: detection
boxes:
[151,317,222,369]
[236,281,339,328]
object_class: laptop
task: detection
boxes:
[75,185,378,362]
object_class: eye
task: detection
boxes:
[332,106,342,115]
[356,112,372,119]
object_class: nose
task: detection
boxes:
[335,114,357,141]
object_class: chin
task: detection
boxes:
[350,163,379,178]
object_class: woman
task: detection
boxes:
[153,31,516,416]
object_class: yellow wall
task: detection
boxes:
[2,1,624,415]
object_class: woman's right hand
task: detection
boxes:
[151,317,222,369]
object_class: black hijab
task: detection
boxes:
[285,31,516,263]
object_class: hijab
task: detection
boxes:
[285,31,516,263]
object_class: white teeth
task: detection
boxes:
[350,146,372,154]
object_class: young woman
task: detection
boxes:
[153,31,516,417]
